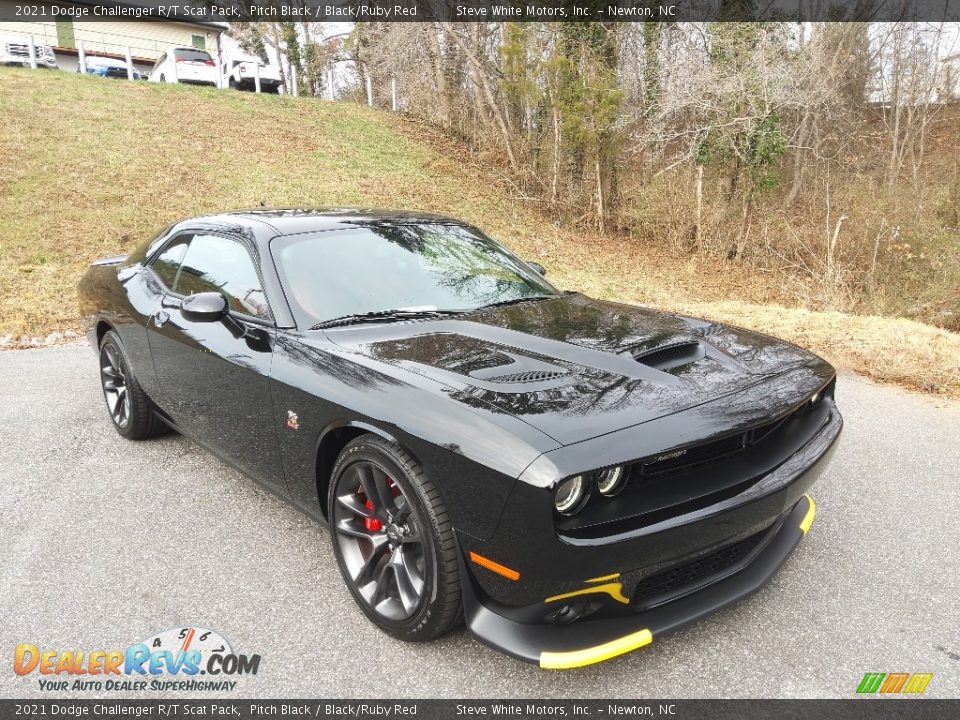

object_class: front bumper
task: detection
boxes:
[463,494,817,668]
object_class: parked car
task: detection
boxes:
[78,209,841,668]
[148,46,217,87]
[0,35,57,69]
[83,55,140,80]
[223,55,282,93]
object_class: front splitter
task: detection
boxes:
[462,494,817,669]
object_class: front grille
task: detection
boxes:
[6,43,29,58]
[632,526,771,607]
[631,415,788,484]
[105,67,128,78]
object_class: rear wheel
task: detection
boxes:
[328,435,462,641]
[99,330,168,440]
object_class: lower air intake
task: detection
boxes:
[632,525,772,609]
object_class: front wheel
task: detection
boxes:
[99,330,169,440]
[328,435,462,641]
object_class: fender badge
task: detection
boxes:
[287,411,300,430]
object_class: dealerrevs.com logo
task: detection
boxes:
[13,626,260,692]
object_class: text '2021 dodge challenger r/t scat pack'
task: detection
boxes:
[78,209,841,669]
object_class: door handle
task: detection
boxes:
[153,310,170,328]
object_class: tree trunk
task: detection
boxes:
[428,25,451,128]
[595,156,606,233]
[450,27,519,171]
[783,109,810,209]
[551,99,561,207]
[695,164,704,250]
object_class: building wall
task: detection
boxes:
[0,4,222,71]
[943,57,960,101]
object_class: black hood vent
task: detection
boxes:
[633,341,704,370]
[487,369,569,384]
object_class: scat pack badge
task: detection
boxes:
[287,410,300,430]
[13,626,260,693]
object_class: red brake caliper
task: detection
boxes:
[364,499,383,532]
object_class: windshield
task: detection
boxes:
[272,223,558,327]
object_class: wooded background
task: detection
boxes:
[231,21,960,330]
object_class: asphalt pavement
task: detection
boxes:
[1,344,959,698]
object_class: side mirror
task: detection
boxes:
[527,261,547,276]
[180,292,228,323]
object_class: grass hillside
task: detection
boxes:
[1,67,958,398]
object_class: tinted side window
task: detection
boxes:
[175,234,270,320]
[149,236,191,288]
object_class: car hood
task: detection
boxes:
[325,293,827,446]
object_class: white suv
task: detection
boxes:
[148,46,218,87]
[1,35,57,68]
[222,55,282,93]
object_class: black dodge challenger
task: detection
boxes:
[78,209,841,669]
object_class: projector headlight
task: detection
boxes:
[554,475,590,516]
[595,465,627,497]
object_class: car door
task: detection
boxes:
[145,231,286,492]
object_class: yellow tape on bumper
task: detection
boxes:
[799,494,816,535]
[544,582,630,605]
[539,629,653,670]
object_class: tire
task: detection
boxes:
[159,74,166,83]
[328,434,462,641]
[98,330,169,440]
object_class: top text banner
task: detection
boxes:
[2,0,959,23]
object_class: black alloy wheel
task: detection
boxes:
[328,435,462,641]
[98,330,169,440]
[334,460,425,621]
[100,341,130,430]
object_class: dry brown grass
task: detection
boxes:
[2,68,958,398]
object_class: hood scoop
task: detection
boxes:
[633,340,705,370]
[468,351,571,388]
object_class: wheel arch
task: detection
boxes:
[95,319,114,348]
[314,420,423,520]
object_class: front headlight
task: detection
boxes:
[595,465,627,497]
[554,475,590,516]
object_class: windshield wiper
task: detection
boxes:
[309,309,462,330]
[476,295,556,311]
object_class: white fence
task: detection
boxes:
[5,32,403,106]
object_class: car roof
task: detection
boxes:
[185,208,471,236]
